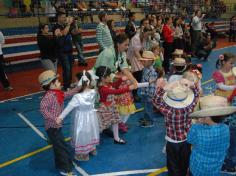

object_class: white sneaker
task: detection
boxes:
[59,171,77,176]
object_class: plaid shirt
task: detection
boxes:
[140,66,158,101]
[40,88,78,130]
[187,124,229,176]
[152,85,199,141]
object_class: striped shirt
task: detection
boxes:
[96,22,113,50]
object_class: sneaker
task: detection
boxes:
[74,154,89,161]
[59,171,77,176]
[221,165,236,174]
[90,149,97,156]
[138,117,146,123]
[140,120,154,128]
[4,86,13,91]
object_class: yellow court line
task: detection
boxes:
[202,79,213,86]
[147,166,168,176]
[0,137,71,168]
[0,79,214,169]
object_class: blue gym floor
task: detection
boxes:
[0,46,236,176]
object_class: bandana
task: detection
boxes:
[50,89,65,105]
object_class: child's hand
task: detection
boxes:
[156,78,167,89]
[121,76,128,81]
[129,84,137,90]
[56,117,62,125]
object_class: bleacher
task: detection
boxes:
[2,19,230,66]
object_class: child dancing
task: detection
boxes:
[95,66,137,144]
[56,70,100,161]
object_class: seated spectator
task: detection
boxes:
[100,1,118,9]
[196,34,213,61]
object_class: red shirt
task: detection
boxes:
[163,24,174,43]
[40,88,78,130]
[153,85,199,141]
[98,78,129,105]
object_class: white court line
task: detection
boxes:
[91,168,159,176]
[73,162,90,176]
[16,112,47,141]
[0,91,43,103]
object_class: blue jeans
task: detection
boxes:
[224,126,236,168]
[141,95,155,122]
[73,40,86,63]
[59,53,73,89]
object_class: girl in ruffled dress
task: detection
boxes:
[56,70,100,161]
[95,66,137,144]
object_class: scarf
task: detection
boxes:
[50,89,65,105]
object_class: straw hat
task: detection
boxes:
[38,70,58,86]
[139,51,155,61]
[172,49,184,55]
[183,71,199,84]
[163,81,194,109]
[232,67,236,76]
[172,57,186,66]
[190,95,236,118]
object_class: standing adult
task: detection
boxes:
[94,33,138,125]
[96,12,113,52]
[191,10,205,55]
[125,12,137,39]
[162,16,174,73]
[53,12,74,90]
[0,30,13,91]
[37,23,57,73]
[70,17,88,66]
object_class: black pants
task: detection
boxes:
[0,55,10,88]
[46,128,73,172]
[132,70,143,97]
[166,141,191,176]
[163,42,174,73]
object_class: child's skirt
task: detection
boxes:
[97,94,121,131]
[71,110,100,155]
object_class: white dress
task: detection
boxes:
[59,89,100,155]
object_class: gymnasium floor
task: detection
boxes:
[0,41,236,176]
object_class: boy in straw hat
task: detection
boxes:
[187,95,235,176]
[168,57,187,83]
[39,70,79,176]
[139,51,158,127]
[153,78,200,176]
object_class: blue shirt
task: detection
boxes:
[140,66,158,101]
[187,124,229,176]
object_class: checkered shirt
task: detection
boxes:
[140,66,158,101]
[40,88,78,130]
[187,124,230,176]
[152,85,199,141]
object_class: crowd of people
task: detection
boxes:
[32,6,236,176]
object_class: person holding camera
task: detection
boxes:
[53,12,74,91]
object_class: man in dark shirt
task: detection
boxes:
[53,12,74,90]
[125,12,137,39]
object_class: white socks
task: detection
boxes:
[121,115,130,123]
